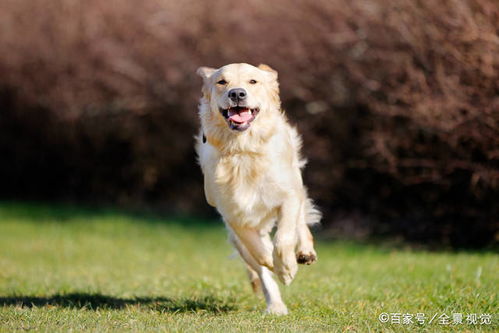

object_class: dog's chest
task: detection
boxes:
[213,153,282,225]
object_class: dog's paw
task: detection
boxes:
[296,250,317,265]
[273,248,298,285]
[265,302,288,315]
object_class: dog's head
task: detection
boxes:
[197,63,279,132]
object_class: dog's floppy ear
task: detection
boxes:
[197,66,216,81]
[258,64,278,80]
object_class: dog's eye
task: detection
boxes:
[249,79,257,84]
[217,79,227,85]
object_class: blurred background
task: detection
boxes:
[0,0,497,248]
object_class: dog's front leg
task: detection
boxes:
[273,194,300,285]
[230,225,274,270]
[228,230,288,315]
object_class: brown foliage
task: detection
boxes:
[0,0,498,247]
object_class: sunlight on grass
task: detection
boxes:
[0,202,497,332]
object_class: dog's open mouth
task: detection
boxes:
[220,106,259,131]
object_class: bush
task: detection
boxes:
[0,0,497,247]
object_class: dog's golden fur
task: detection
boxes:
[195,63,320,315]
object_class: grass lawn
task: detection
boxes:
[0,202,497,332]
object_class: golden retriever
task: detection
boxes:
[195,63,320,315]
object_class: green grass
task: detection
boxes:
[0,202,497,332]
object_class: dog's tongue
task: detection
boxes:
[228,109,252,123]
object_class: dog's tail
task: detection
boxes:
[305,196,322,226]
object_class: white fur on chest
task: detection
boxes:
[217,153,285,227]
[203,148,285,228]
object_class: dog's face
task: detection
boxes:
[197,63,279,132]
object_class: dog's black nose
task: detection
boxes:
[228,88,247,102]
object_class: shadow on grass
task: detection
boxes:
[0,293,237,313]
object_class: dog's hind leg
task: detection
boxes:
[228,230,288,315]
[246,264,262,295]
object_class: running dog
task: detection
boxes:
[195,63,320,315]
